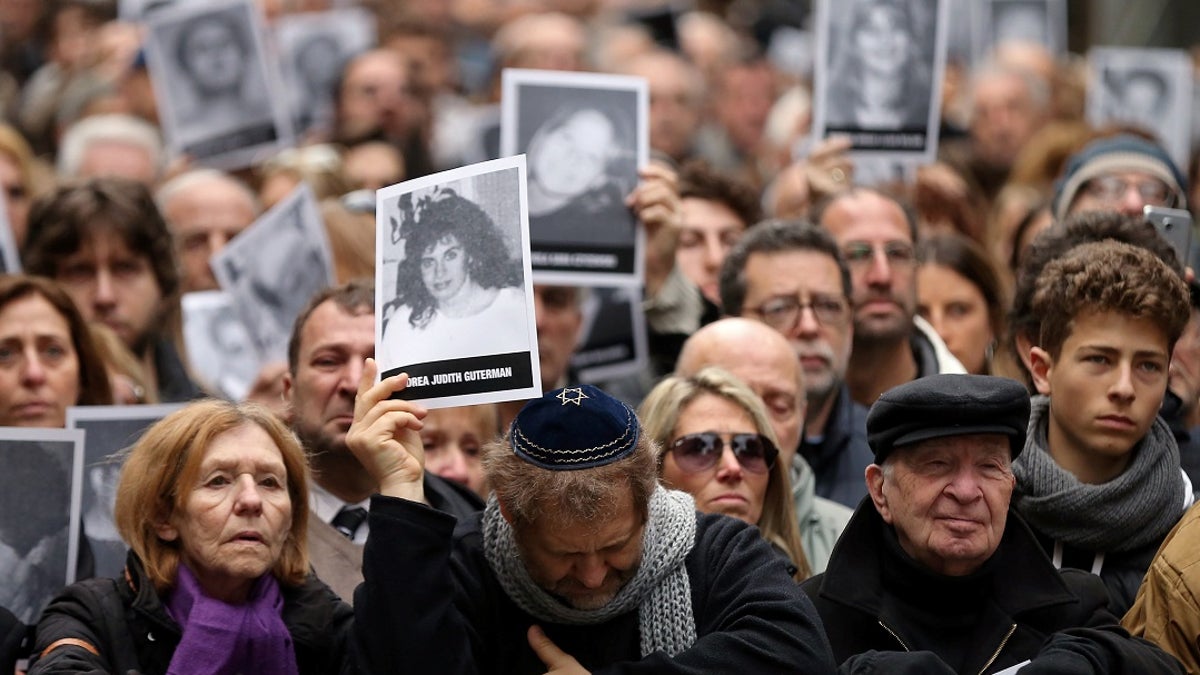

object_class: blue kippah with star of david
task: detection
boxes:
[509,385,640,470]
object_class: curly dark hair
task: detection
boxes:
[397,191,520,330]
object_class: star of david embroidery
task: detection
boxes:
[557,387,589,406]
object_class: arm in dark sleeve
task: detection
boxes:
[836,650,958,675]
[354,495,477,675]
[27,581,117,675]
[595,518,837,675]
[1020,570,1186,675]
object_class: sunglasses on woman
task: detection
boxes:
[668,432,778,474]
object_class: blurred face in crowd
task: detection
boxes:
[715,61,774,155]
[867,434,1014,576]
[420,405,494,498]
[343,141,404,192]
[163,176,256,293]
[0,293,81,428]
[284,300,374,455]
[77,140,158,186]
[970,70,1044,169]
[337,49,411,141]
[0,153,30,247]
[820,192,917,345]
[55,231,164,355]
[1068,170,1177,218]
[661,393,771,525]
[676,197,745,305]
[159,422,292,603]
[739,250,852,406]
[624,52,703,161]
[917,264,994,375]
[1030,310,1170,484]
[533,285,583,390]
[509,490,643,610]
[1169,309,1200,419]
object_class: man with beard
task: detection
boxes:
[813,188,963,407]
[282,279,481,603]
[718,221,872,510]
[347,378,837,674]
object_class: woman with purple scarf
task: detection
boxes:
[27,400,357,674]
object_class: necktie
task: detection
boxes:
[331,506,367,540]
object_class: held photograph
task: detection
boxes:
[811,0,949,163]
[143,0,294,169]
[375,155,541,408]
[501,68,648,285]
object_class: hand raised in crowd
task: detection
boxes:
[626,161,682,298]
[528,626,590,675]
[769,135,854,218]
[344,357,428,503]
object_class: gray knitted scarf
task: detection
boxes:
[1012,395,1183,552]
[482,486,698,656]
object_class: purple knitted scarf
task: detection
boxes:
[165,564,298,675]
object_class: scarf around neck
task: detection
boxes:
[1012,395,1183,552]
[482,486,698,657]
[165,564,298,675]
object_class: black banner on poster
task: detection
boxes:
[383,351,534,400]
[531,243,635,276]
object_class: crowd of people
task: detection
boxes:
[0,0,1199,672]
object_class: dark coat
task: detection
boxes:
[802,502,1184,675]
[356,495,837,675]
[28,552,356,675]
[799,383,872,509]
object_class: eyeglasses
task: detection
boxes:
[1082,175,1175,207]
[668,432,778,474]
[750,293,849,330]
[842,241,915,269]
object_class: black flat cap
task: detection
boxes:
[866,374,1030,463]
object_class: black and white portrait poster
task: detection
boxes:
[66,404,183,579]
[274,8,376,137]
[182,290,263,401]
[143,0,293,169]
[570,286,648,384]
[211,184,336,363]
[500,68,648,286]
[0,428,84,624]
[812,0,949,163]
[1087,48,1193,171]
[375,155,541,408]
[0,189,20,274]
[973,0,1067,60]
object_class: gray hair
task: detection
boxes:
[155,168,261,219]
[718,219,850,316]
[57,114,164,180]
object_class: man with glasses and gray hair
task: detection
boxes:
[719,220,873,509]
[812,188,964,408]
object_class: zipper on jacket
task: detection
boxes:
[877,620,910,651]
[976,623,1018,675]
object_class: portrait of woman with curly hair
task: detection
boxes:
[379,187,529,369]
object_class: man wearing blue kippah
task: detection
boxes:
[345,363,836,674]
[802,373,1184,674]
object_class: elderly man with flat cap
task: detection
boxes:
[802,374,1184,674]
[345,361,836,674]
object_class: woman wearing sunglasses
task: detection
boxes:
[641,367,811,581]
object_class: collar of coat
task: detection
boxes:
[816,498,1079,619]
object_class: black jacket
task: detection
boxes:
[28,552,356,674]
[356,495,837,675]
[799,384,872,509]
[802,502,1184,675]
